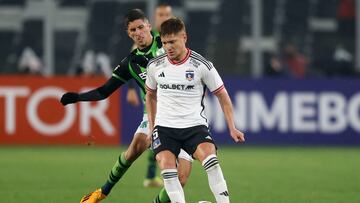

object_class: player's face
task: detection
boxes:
[155,6,172,31]
[161,31,187,61]
[127,19,152,49]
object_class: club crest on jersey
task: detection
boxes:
[185,70,194,81]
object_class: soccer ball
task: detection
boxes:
[198,201,211,203]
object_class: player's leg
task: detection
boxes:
[80,132,149,203]
[153,150,193,203]
[157,151,185,203]
[136,114,164,187]
[193,142,230,203]
[134,115,162,187]
[143,149,163,187]
[183,125,229,203]
[177,150,193,186]
[101,132,149,194]
[152,127,186,203]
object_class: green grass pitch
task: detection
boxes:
[0,146,359,203]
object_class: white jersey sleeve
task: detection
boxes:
[145,62,157,91]
[201,62,224,94]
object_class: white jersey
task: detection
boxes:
[145,49,224,128]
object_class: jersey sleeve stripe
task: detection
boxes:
[190,54,212,70]
[190,51,209,62]
[212,85,225,94]
[112,73,127,83]
[145,84,156,92]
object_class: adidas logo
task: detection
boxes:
[205,135,212,140]
[220,191,229,196]
[158,72,165,77]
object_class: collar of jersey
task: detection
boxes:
[168,48,191,65]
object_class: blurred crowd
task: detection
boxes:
[1,0,358,78]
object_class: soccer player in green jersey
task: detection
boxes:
[60,9,169,203]
[126,3,174,188]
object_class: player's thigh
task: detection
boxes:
[182,125,217,160]
[156,150,177,170]
[125,132,149,161]
[125,114,151,155]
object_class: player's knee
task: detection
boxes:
[194,143,216,162]
[125,143,147,163]
[156,152,177,170]
[133,135,149,151]
[158,159,175,170]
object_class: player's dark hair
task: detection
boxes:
[124,9,148,29]
[157,2,171,8]
[160,17,186,36]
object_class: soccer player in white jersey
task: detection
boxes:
[145,18,245,203]
[126,3,175,189]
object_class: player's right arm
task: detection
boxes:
[60,58,132,106]
[60,77,123,105]
[145,62,158,133]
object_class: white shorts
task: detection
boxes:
[136,114,193,162]
[135,114,149,135]
[178,149,194,162]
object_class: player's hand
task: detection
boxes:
[230,128,245,143]
[126,88,140,106]
[60,92,79,106]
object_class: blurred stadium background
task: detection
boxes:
[0,0,359,202]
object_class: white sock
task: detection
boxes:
[202,154,230,203]
[161,169,186,203]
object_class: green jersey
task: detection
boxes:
[112,31,164,113]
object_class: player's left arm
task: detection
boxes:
[202,61,245,143]
[214,89,245,143]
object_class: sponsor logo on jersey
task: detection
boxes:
[185,70,194,81]
[159,83,195,91]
